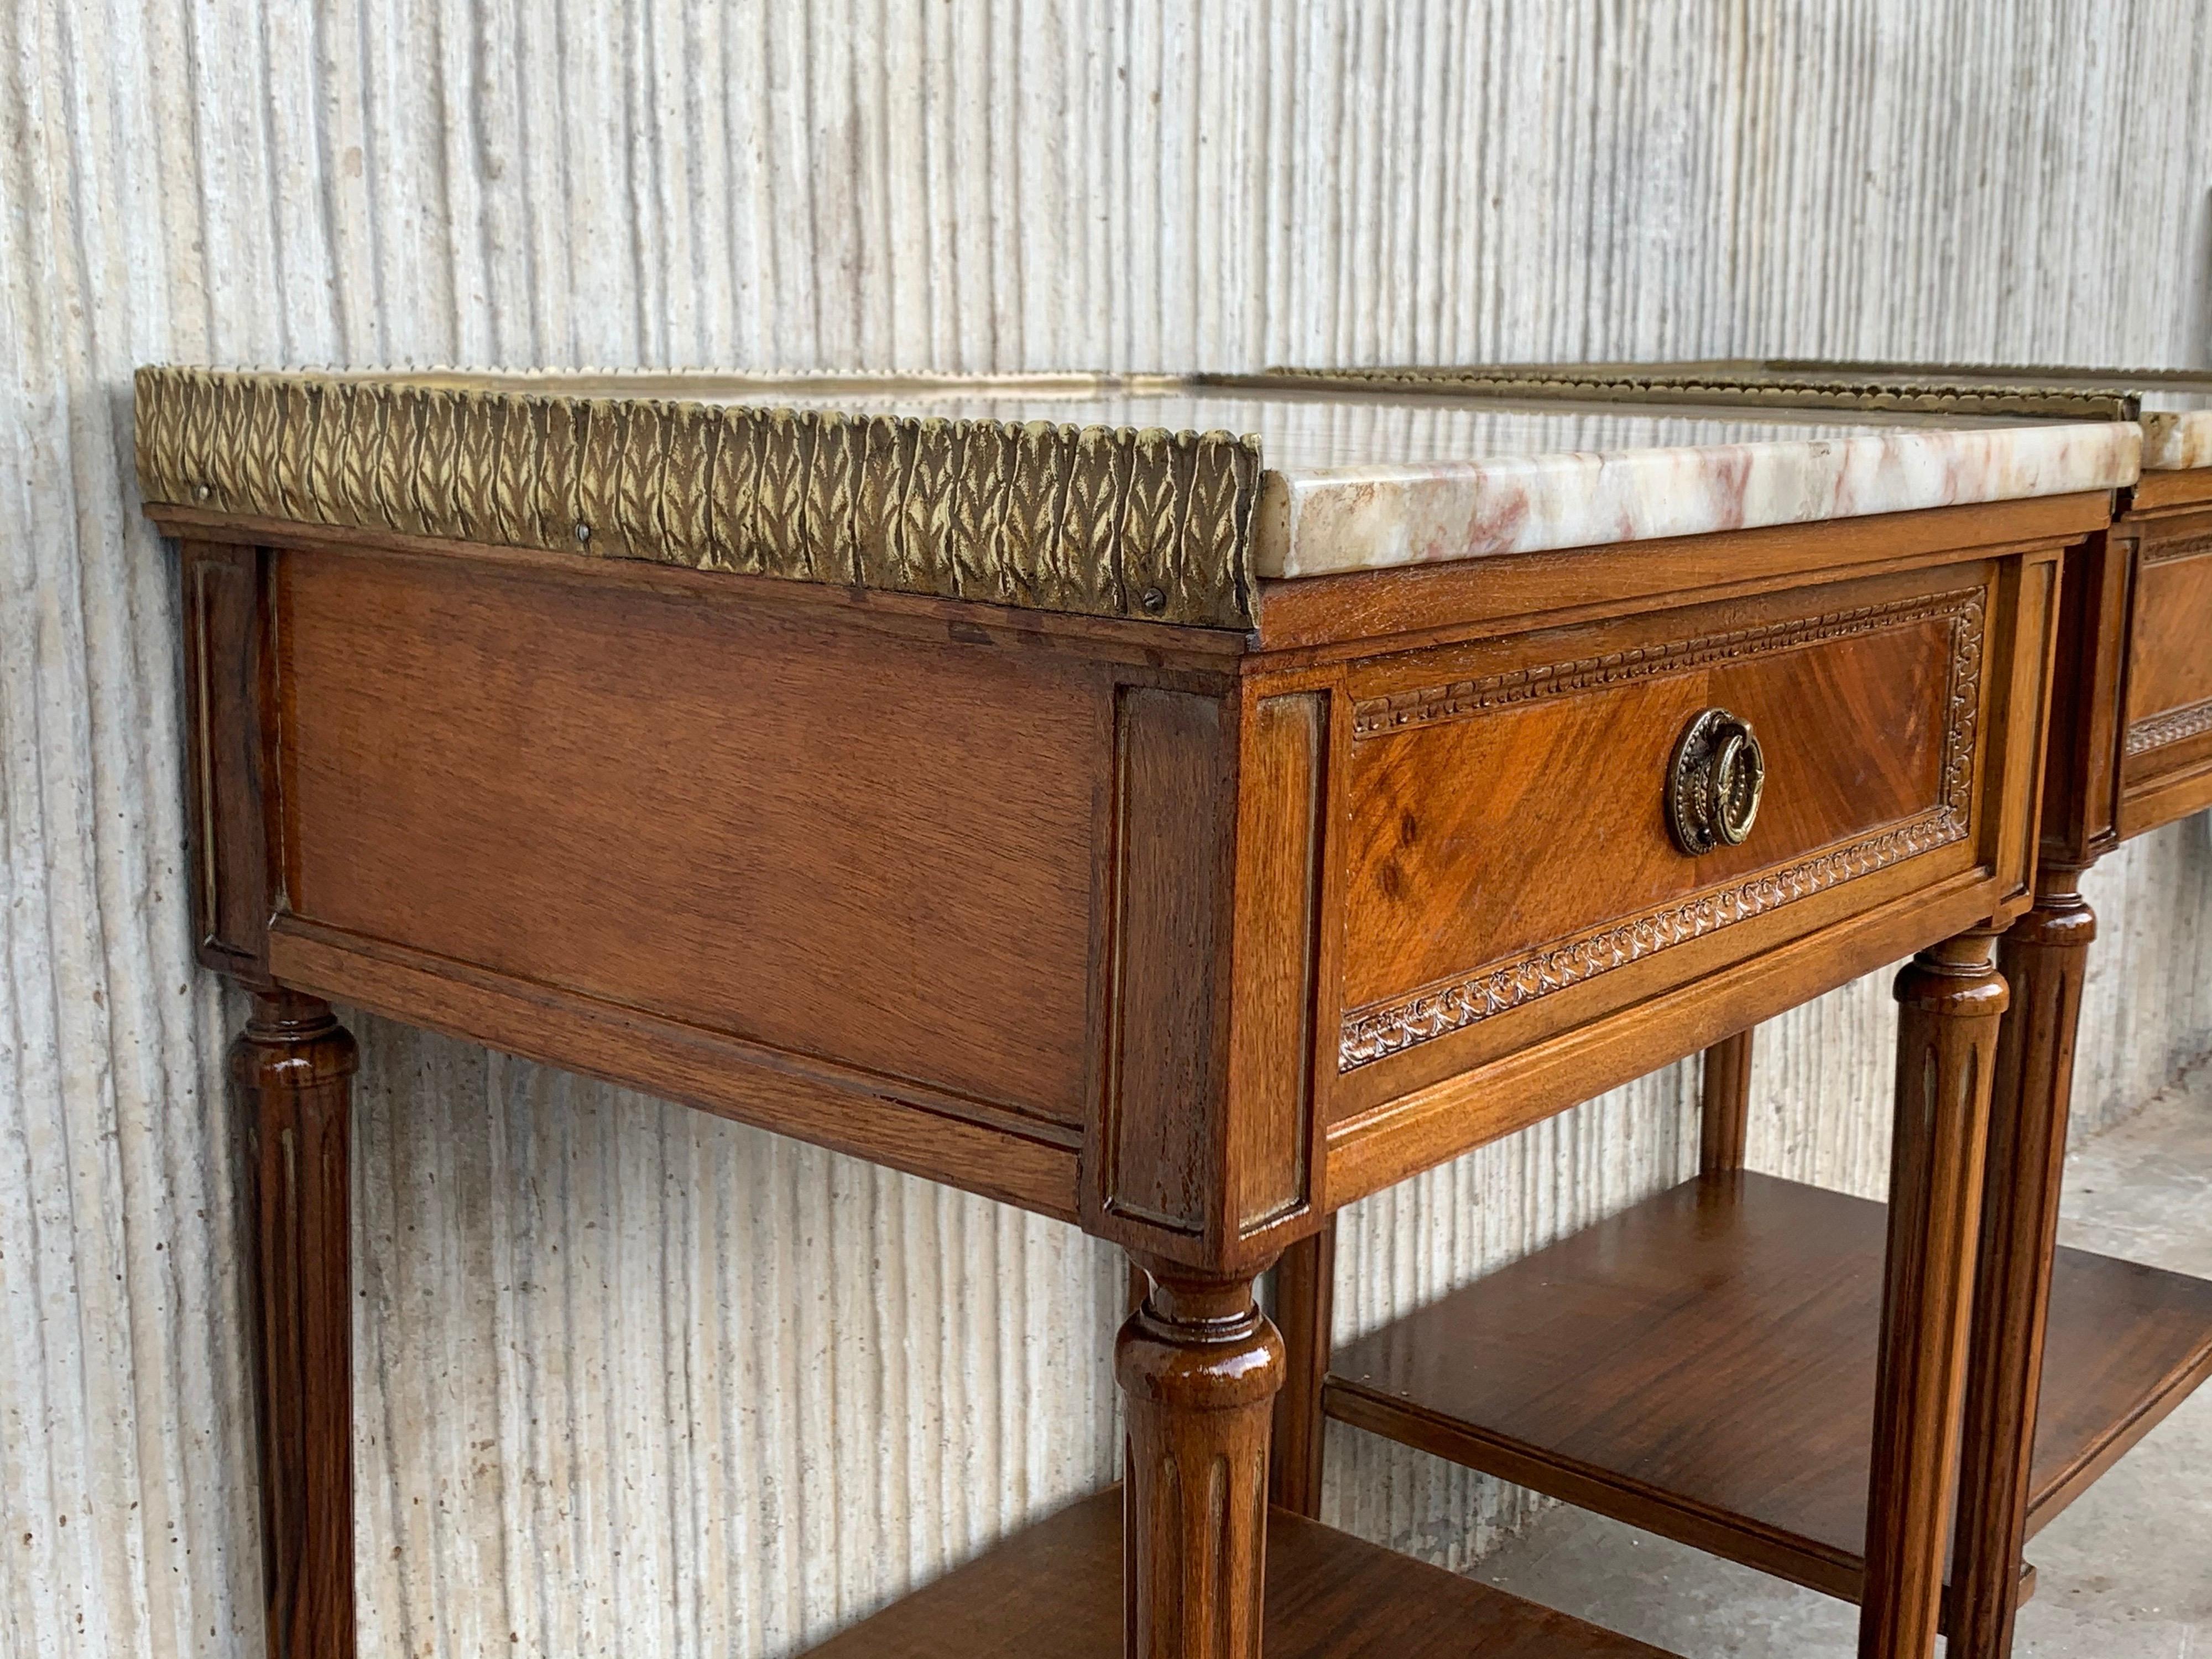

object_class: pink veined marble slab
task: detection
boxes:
[2138,403,2212,471]
[261,367,2145,580]
[1254,420,2139,578]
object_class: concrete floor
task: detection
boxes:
[1460,1066,2212,1658]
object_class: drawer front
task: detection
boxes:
[1331,564,2000,1117]
[2120,521,2212,833]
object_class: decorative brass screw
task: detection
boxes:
[1668,708,1765,855]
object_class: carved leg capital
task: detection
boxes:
[234,992,358,1659]
[1118,1258,1285,1659]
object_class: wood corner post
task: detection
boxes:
[1949,865,2097,1659]
[233,991,358,1659]
[1859,930,2008,1659]
[1266,1225,1335,1518]
[1699,1026,1755,1175]
[1118,1257,1286,1659]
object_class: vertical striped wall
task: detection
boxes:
[4,3,2209,1655]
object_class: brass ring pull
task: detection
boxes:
[1668,708,1765,855]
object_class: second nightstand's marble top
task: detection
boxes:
[2137,397,2212,471]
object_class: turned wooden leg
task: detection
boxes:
[234,992,358,1659]
[1949,868,2096,1659]
[1266,1226,1335,1517]
[1859,931,2008,1659]
[1700,1026,1755,1175]
[1118,1258,1285,1659]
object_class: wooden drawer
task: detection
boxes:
[2119,514,2212,836]
[1317,553,2056,1193]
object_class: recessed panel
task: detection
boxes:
[278,550,1104,1125]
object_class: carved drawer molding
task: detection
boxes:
[2125,697,2212,756]
[1339,587,1986,1071]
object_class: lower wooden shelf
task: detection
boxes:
[1327,1171,2212,1616]
[797,1487,1673,1658]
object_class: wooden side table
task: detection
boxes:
[138,366,2133,1659]
[1275,361,2212,1659]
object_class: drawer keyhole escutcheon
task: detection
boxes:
[1668,707,1765,855]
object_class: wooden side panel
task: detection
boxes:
[1092,687,1237,1244]
[180,540,276,985]
[276,547,1107,1132]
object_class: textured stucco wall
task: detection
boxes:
[5,3,2212,1656]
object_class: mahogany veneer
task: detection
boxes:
[1325,1171,2212,1611]
[796,1490,1673,1659]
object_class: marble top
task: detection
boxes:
[1751,363,2212,473]
[2136,396,2212,470]
[1295,360,2212,474]
[133,367,2141,628]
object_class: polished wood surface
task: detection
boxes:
[1325,1172,2212,1610]
[278,546,1108,1136]
[1267,1228,1334,1519]
[1118,1264,1285,1659]
[180,540,278,985]
[1861,935,2006,1659]
[1321,540,2063,1208]
[1948,869,2096,1659]
[1337,568,1984,1068]
[796,1489,1675,1659]
[234,993,357,1659]
[1699,1029,1754,1175]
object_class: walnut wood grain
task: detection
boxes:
[2031,528,2130,869]
[2123,534,2212,730]
[179,540,276,985]
[1266,1227,1334,1519]
[277,546,1113,1136]
[1325,1172,2212,1619]
[1094,690,1238,1246]
[1860,932,2007,1659]
[1118,1263,1284,1659]
[794,1488,1676,1659]
[1947,869,2095,1659]
[1338,576,1980,1034]
[1699,1029,1755,1175]
[235,993,357,1659]
[268,916,1081,1218]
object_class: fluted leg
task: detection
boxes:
[1949,869,2096,1659]
[1700,1027,1755,1175]
[1119,1259,1285,1659]
[1859,931,2008,1659]
[234,992,358,1659]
